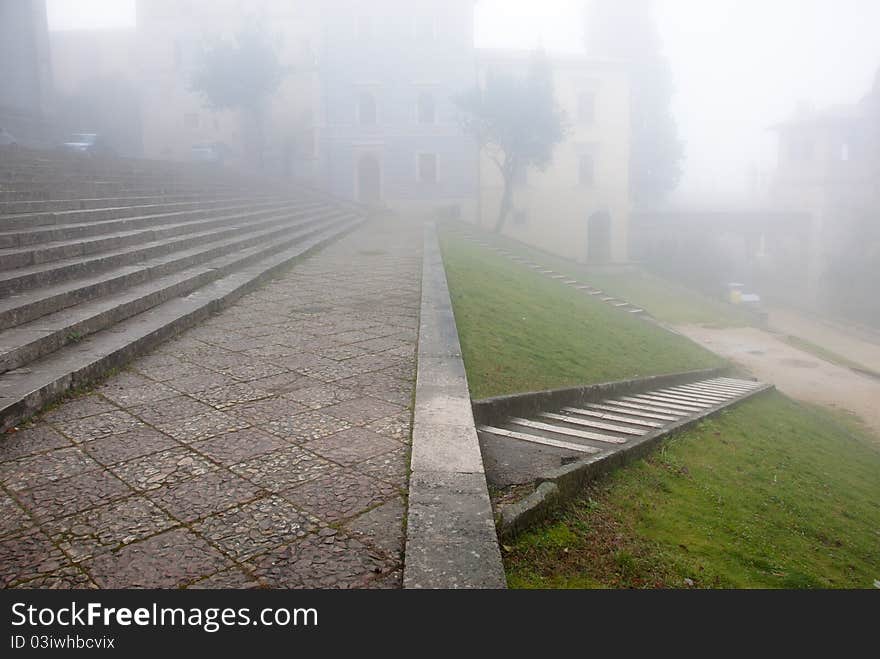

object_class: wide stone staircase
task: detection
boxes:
[0,148,364,430]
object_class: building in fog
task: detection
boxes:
[45,0,632,263]
[769,70,880,313]
[477,50,631,263]
[318,0,479,219]
[0,0,54,145]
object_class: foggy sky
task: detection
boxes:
[45,0,880,205]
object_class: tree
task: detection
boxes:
[190,24,286,169]
[585,0,684,205]
[456,51,567,232]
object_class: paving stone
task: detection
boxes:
[190,428,287,466]
[186,568,261,589]
[0,492,33,539]
[98,380,179,407]
[226,396,310,425]
[84,528,232,588]
[283,383,361,410]
[148,469,264,522]
[190,382,271,410]
[307,427,402,466]
[249,530,396,589]
[130,394,215,424]
[82,427,178,466]
[283,470,398,523]
[318,344,372,361]
[110,447,216,491]
[58,410,147,443]
[41,395,118,424]
[247,371,315,395]
[17,471,132,521]
[0,530,74,588]
[166,367,234,393]
[193,495,319,560]
[344,496,406,559]
[230,446,334,492]
[13,565,98,589]
[0,447,101,492]
[355,446,410,489]
[365,411,413,443]
[323,397,406,427]
[47,496,177,562]
[0,424,72,462]
[154,410,250,443]
[262,411,351,442]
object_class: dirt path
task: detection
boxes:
[766,306,880,375]
[673,324,880,442]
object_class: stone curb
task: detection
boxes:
[490,376,776,539]
[403,222,506,589]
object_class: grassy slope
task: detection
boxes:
[476,226,755,327]
[505,392,880,589]
[439,229,724,399]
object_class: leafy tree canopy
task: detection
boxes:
[190,25,286,112]
[457,50,568,231]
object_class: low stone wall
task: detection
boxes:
[403,222,506,589]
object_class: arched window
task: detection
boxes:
[417,92,436,125]
[358,91,377,126]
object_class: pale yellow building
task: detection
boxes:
[476,50,631,264]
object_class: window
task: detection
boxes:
[417,92,436,124]
[513,166,528,188]
[840,142,850,161]
[358,91,377,126]
[579,153,595,186]
[184,113,199,129]
[418,153,437,183]
[513,210,527,225]
[577,91,596,125]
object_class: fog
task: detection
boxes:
[5,0,879,378]
[45,0,880,204]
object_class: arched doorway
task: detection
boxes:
[357,154,381,204]
[587,211,612,263]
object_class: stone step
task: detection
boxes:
[0,211,355,374]
[0,194,225,215]
[0,215,363,431]
[0,199,321,260]
[0,205,334,295]
[0,205,345,328]
[0,196,281,231]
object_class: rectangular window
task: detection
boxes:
[418,153,437,183]
[184,113,199,129]
[579,153,595,186]
[577,91,596,125]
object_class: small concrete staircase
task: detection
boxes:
[0,148,363,430]
[458,232,647,316]
[478,376,767,461]
[474,373,773,536]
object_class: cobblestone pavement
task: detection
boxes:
[0,216,421,589]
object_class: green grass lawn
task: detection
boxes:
[439,228,725,399]
[504,392,880,589]
[459,224,755,327]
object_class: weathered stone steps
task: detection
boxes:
[0,215,362,431]
[0,199,321,258]
[0,204,336,295]
[0,210,356,375]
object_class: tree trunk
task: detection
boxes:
[494,177,513,233]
